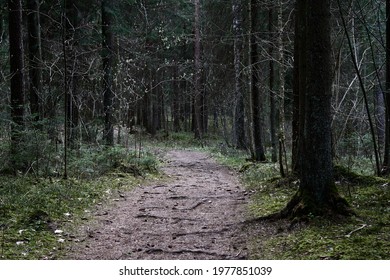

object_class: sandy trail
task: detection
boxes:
[66,149,249,259]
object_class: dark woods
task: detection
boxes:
[0,0,389,214]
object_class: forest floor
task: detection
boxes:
[2,139,389,260]
[65,149,276,260]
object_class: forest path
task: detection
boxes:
[66,149,250,259]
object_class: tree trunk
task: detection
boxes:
[9,0,25,171]
[281,0,350,217]
[375,86,385,153]
[194,0,202,139]
[173,63,181,132]
[232,0,246,149]
[249,0,266,162]
[277,0,287,176]
[201,83,208,134]
[301,0,334,207]
[383,0,390,174]
[102,0,114,145]
[27,0,42,123]
[291,1,300,173]
[65,0,80,147]
[292,0,306,175]
[269,7,277,162]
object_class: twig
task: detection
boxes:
[345,224,367,238]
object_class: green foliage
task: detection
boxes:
[240,163,281,188]
[68,145,160,178]
[334,132,378,176]
[0,170,155,259]
[0,125,59,175]
[0,144,160,259]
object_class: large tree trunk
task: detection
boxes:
[281,0,350,217]
[232,0,246,149]
[9,0,25,171]
[27,0,42,123]
[102,0,114,145]
[249,0,266,162]
[301,0,334,207]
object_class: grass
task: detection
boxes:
[247,178,390,259]
[0,145,160,259]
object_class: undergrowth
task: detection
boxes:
[0,145,160,259]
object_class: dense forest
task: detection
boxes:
[0,0,389,260]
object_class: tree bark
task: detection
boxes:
[280,0,351,217]
[302,0,334,206]
[9,0,25,170]
[277,0,287,176]
[292,0,306,175]
[382,0,390,174]
[194,0,203,139]
[269,8,277,162]
[64,0,80,147]
[232,0,246,149]
[102,0,114,145]
[249,0,266,161]
[376,86,385,153]
[173,63,181,132]
[27,0,42,123]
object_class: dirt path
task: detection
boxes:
[66,149,250,260]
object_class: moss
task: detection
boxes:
[247,166,390,259]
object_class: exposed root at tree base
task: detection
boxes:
[246,190,355,228]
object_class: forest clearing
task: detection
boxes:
[1,0,390,261]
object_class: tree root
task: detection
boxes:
[135,214,163,220]
[245,190,355,228]
[173,228,229,237]
[145,248,229,258]
[168,196,189,200]
[174,200,206,211]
